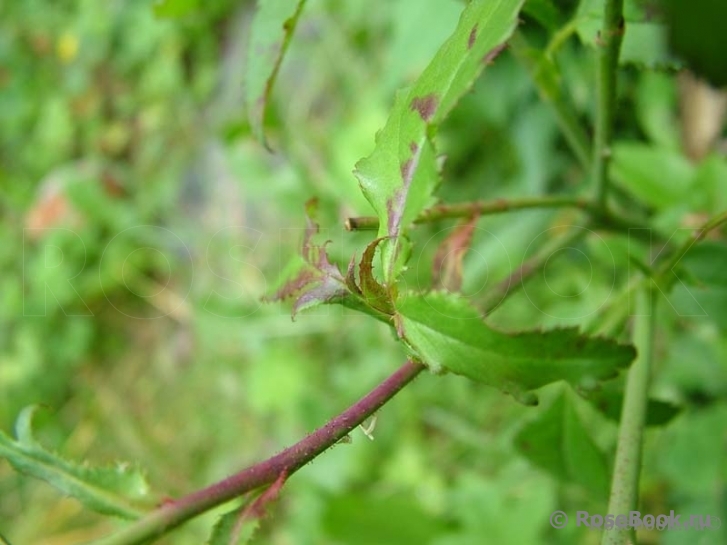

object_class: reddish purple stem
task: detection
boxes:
[98,360,425,544]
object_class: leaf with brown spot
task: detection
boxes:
[354,0,526,285]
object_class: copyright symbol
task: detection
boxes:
[550,510,568,529]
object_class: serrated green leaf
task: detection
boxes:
[0,407,149,519]
[354,0,525,283]
[394,292,636,404]
[246,0,308,147]
[576,0,676,68]
[514,389,609,497]
[207,506,259,545]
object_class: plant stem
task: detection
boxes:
[89,360,424,545]
[592,0,625,210]
[545,18,580,58]
[344,216,379,231]
[345,195,594,232]
[345,196,651,239]
[416,196,594,222]
[510,32,592,170]
[602,285,655,545]
[658,209,727,281]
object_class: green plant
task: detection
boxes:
[1,0,726,544]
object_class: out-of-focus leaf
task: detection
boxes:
[662,0,727,86]
[576,0,676,68]
[322,492,446,545]
[693,155,727,213]
[394,292,636,404]
[581,379,682,426]
[432,215,479,292]
[207,507,259,545]
[680,241,727,288]
[152,0,200,18]
[439,466,555,545]
[207,473,285,545]
[611,141,696,209]
[523,0,565,32]
[514,389,609,497]
[0,407,149,519]
[246,0,308,147]
[354,0,525,284]
[635,72,680,150]
[669,241,727,328]
[656,404,727,498]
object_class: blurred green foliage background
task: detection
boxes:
[1,0,725,544]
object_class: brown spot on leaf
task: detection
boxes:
[386,197,398,236]
[482,43,507,65]
[389,140,423,237]
[400,158,414,184]
[410,93,439,122]
[468,25,478,49]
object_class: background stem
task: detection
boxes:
[510,32,592,170]
[592,0,624,209]
[602,285,655,545]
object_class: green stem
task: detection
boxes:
[545,18,580,58]
[510,33,592,170]
[602,285,655,545]
[584,209,726,337]
[345,195,594,232]
[658,209,727,281]
[88,360,424,545]
[583,276,644,337]
[417,196,593,222]
[592,0,625,210]
[346,196,651,240]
